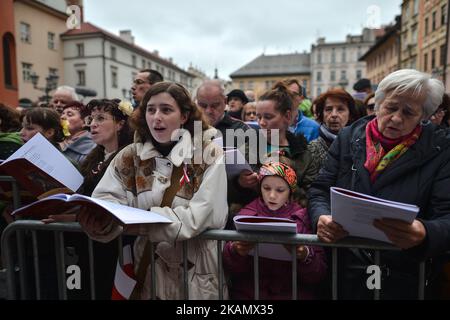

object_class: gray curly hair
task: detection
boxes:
[374,69,445,119]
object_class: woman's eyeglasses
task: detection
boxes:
[85,115,113,125]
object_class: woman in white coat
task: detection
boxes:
[78,82,228,300]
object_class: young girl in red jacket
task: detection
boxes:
[223,159,327,300]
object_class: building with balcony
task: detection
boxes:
[360,16,402,85]
[311,28,379,98]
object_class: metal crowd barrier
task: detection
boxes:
[1,220,430,300]
[0,176,21,210]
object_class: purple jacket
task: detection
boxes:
[223,198,327,300]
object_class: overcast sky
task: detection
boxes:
[84,0,402,80]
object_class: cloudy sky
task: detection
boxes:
[84,0,402,80]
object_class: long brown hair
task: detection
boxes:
[22,107,65,143]
[259,82,294,115]
[131,82,209,142]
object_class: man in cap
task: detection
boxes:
[226,89,249,119]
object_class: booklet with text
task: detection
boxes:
[330,187,419,243]
[234,215,298,261]
[12,193,172,225]
[0,133,83,197]
[224,148,253,178]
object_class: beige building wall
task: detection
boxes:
[400,0,422,69]
[364,31,401,85]
[231,75,311,100]
[421,0,447,81]
[14,0,67,103]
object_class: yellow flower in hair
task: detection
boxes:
[61,119,71,137]
[118,100,134,117]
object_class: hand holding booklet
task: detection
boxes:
[234,215,298,261]
[330,187,419,243]
[0,133,83,197]
[12,193,172,225]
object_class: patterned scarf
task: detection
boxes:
[364,118,422,183]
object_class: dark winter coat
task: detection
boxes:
[308,115,450,299]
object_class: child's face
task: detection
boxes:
[261,176,290,211]
[244,105,257,121]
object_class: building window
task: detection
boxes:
[412,26,418,43]
[316,71,322,82]
[132,55,136,67]
[442,4,447,26]
[77,70,86,86]
[110,46,116,60]
[440,44,446,67]
[248,81,254,90]
[20,22,31,43]
[142,59,146,69]
[432,11,437,31]
[341,47,346,63]
[239,81,244,90]
[111,70,118,88]
[330,70,336,81]
[147,61,152,69]
[317,51,322,64]
[356,70,362,80]
[431,49,436,69]
[3,33,15,87]
[340,70,346,80]
[357,46,362,59]
[22,63,33,82]
[317,87,322,96]
[331,48,336,63]
[160,67,165,77]
[48,32,55,50]
[77,43,84,57]
[414,0,419,15]
[424,53,428,72]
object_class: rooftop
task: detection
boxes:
[230,53,311,78]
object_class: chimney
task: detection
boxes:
[317,37,325,45]
[119,30,134,44]
[66,0,84,22]
[153,50,159,56]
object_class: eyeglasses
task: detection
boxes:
[245,111,256,116]
[367,103,375,110]
[85,114,114,125]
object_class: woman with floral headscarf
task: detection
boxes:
[223,159,327,300]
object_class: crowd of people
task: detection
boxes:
[0,68,450,300]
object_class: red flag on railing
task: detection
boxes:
[111,244,136,300]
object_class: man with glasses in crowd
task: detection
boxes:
[131,69,163,108]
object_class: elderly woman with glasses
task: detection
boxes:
[308,69,450,299]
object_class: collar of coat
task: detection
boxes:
[132,127,220,167]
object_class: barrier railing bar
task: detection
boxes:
[183,241,189,300]
[217,240,224,300]
[332,248,338,300]
[374,250,380,300]
[54,231,67,300]
[253,244,259,300]
[31,231,41,300]
[88,238,96,300]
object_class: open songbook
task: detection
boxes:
[330,187,419,243]
[234,215,298,261]
[12,193,172,225]
[0,133,83,197]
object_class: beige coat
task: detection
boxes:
[87,129,229,299]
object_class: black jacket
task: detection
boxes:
[308,116,450,298]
